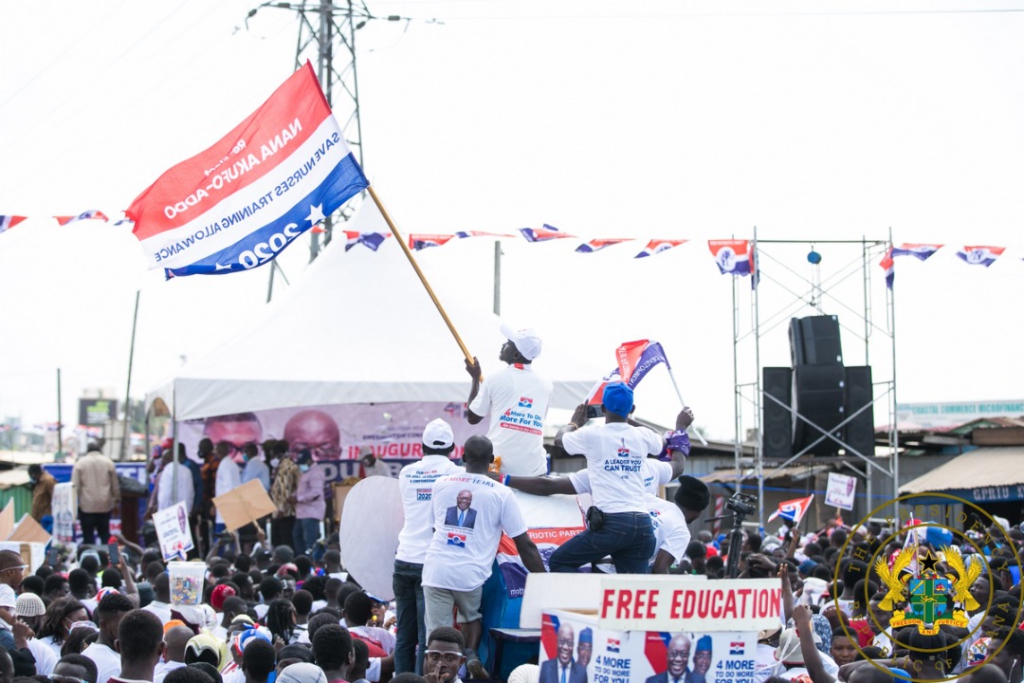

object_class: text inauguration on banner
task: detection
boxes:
[598,578,781,632]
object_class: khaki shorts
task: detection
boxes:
[423,584,484,637]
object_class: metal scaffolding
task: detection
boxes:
[732,229,900,530]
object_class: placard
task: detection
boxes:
[9,514,52,545]
[52,483,76,542]
[597,577,780,632]
[824,472,857,510]
[540,609,757,683]
[154,502,195,560]
[0,502,14,540]
[212,479,278,532]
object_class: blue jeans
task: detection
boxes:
[549,511,656,574]
[292,518,320,555]
[393,560,427,674]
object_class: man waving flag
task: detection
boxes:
[127,62,368,277]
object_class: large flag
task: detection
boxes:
[519,224,574,243]
[126,62,368,277]
[575,238,631,254]
[55,210,109,226]
[879,248,895,289]
[615,339,670,387]
[635,239,687,258]
[0,215,27,234]
[408,233,456,251]
[708,239,753,276]
[957,245,1005,268]
[767,494,814,524]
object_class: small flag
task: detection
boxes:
[708,239,753,276]
[767,494,814,524]
[957,245,1005,268]
[730,642,745,655]
[607,638,620,653]
[409,233,456,251]
[879,248,895,289]
[55,210,109,226]
[0,215,27,234]
[519,224,575,243]
[455,230,514,239]
[358,231,389,252]
[575,238,631,254]
[891,243,942,261]
[615,339,671,387]
[447,532,467,547]
[635,239,687,258]
[127,62,368,278]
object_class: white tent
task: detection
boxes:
[146,201,598,421]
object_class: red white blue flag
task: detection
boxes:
[635,238,687,258]
[341,230,390,252]
[891,243,942,261]
[455,230,514,239]
[767,494,814,523]
[126,62,368,278]
[575,238,631,254]
[957,245,1005,268]
[708,239,753,276]
[408,233,456,251]
[616,339,671,387]
[585,368,621,406]
[55,210,109,226]
[0,215,27,234]
[879,248,895,289]
[519,224,574,243]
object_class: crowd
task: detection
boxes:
[12,327,1021,683]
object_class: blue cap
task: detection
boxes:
[696,635,712,652]
[579,628,593,644]
[602,382,634,417]
[798,560,817,575]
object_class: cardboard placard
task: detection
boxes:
[0,501,14,540]
[8,514,52,546]
[212,479,277,532]
[333,482,356,523]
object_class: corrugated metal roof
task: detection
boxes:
[899,447,1024,493]
[701,464,831,484]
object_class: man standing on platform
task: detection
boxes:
[28,465,56,523]
[290,450,325,555]
[465,324,552,476]
[214,442,242,535]
[72,442,120,546]
[393,419,463,675]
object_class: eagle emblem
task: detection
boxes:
[873,546,972,635]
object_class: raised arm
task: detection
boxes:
[465,358,484,424]
[554,404,590,450]
[793,605,834,683]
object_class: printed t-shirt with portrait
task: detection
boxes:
[422,472,529,592]
[395,455,465,564]
[560,423,663,514]
[468,363,552,476]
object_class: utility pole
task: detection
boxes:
[493,241,502,315]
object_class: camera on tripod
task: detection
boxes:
[725,492,756,518]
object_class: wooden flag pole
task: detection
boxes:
[367,186,477,369]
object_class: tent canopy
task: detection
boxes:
[146,202,598,421]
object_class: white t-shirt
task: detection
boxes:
[569,458,673,497]
[143,600,172,623]
[468,363,553,476]
[28,638,59,676]
[561,423,663,513]
[645,495,691,564]
[215,459,242,525]
[82,642,121,683]
[0,584,15,629]
[155,661,186,683]
[395,456,465,564]
[349,624,396,655]
[422,472,529,592]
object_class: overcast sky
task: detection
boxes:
[1,0,1022,440]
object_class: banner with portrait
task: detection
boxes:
[176,401,487,481]
[52,483,77,543]
[154,501,195,560]
[540,610,757,683]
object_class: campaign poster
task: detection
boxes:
[52,483,77,543]
[824,472,856,510]
[176,401,486,482]
[539,611,756,683]
[154,502,195,561]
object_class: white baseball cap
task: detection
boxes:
[422,418,454,450]
[500,323,542,361]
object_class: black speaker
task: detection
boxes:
[789,315,843,367]
[843,366,874,457]
[792,364,845,455]
[762,367,793,458]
